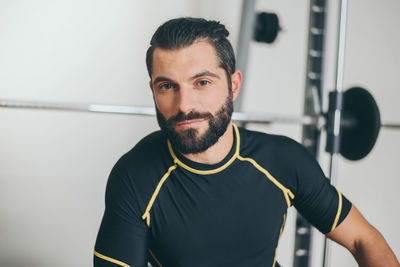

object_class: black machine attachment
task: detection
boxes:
[326,87,381,160]
[254,12,281,44]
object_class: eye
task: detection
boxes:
[197,80,210,87]
[159,83,176,90]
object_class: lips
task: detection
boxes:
[174,119,206,128]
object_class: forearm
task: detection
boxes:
[351,226,399,267]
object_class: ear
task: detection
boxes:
[149,80,153,92]
[230,70,242,101]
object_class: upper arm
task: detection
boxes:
[287,140,352,234]
[94,159,150,267]
[326,205,379,253]
[94,212,149,267]
[326,205,400,266]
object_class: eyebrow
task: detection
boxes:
[191,71,221,80]
[152,71,221,86]
[152,76,173,85]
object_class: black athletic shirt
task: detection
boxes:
[94,124,351,267]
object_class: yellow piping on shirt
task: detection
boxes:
[167,124,241,175]
[330,188,343,232]
[94,249,131,267]
[272,214,286,267]
[149,249,163,267]
[142,124,240,227]
[142,163,177,227]
[237,155,295,208]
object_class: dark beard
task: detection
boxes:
[156,94,233,154]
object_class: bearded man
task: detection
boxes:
[94,17,399,267]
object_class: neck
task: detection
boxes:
[182,122,234,165]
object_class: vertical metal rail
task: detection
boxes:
[327,0,348,186]
[322,0,348,267]
[234,0,256,113]
[293,0,328,266]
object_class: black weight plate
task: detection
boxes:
[340,87,381,160]
[254,12,280,43]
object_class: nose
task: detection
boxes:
[176,86,196,114]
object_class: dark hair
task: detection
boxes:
[146,17,236,87]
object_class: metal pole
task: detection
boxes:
[323,0,348,267]
[294,0,329,265]
[234,0,256,113]
[381,122,400,129]
[2,98,397,129]
[0,98,318,125]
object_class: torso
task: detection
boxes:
[99,124,351,267]
[135,125,293,267]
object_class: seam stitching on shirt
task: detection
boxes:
[149,249,163,267]
[167,123,241,175]
[330,188,343,232]
[94,249,131,267]
[237,155,295,208]
[141,163,177,227]
[272,214,286,267]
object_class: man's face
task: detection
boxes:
[150,41,238,154]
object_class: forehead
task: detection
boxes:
[151,41,222,78]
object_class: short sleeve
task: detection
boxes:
[288,141,352,234]
[94,157,149,267]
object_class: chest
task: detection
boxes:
[147,164,288,266]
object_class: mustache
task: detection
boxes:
[166,111,213,125]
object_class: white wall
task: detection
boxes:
[0,1,194,266]
[0,1,398,267]
[322,0,400,266]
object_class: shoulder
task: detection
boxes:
[237,127,322,192]
[124,130,167,160]
[116,130,170,171]
[107,131,173,205]
[238,126,308,160]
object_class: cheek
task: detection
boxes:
[154,94,176,117]
[200,89,228,110]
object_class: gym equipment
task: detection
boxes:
[322,0,349,265]
[0,87,397,161]
[254,12,281,43]
[294,0,328,263]
[326,87,381,161]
